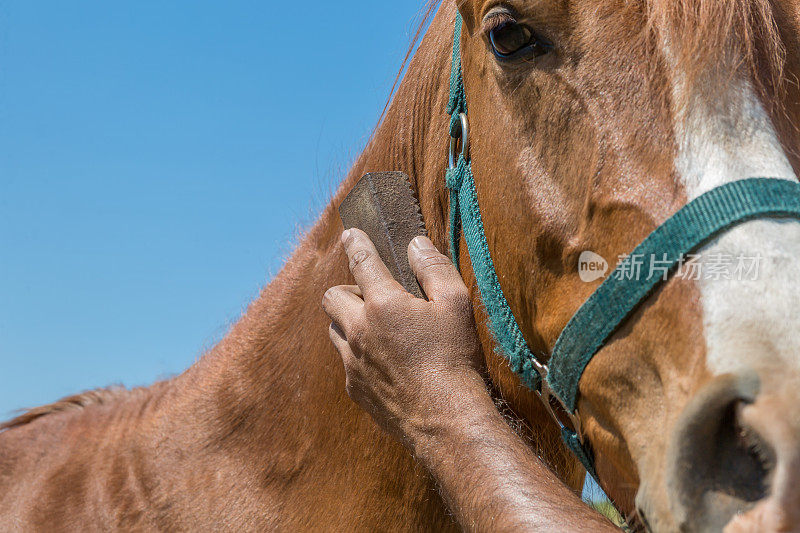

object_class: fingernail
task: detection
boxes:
[411,236,435,251]
[341,229,352,245]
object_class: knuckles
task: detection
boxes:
[346,322,368,352]
[364,292,402,318]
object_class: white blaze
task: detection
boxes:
[674,79,800,376]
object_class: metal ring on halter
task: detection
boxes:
[529,358,584,442]
[448,112,470,169]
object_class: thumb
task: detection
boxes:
[408,236,465,301]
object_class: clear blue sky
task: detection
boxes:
[0,1,428,417]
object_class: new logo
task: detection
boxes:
[579,251,608,283]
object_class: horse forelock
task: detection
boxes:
[643,0,786,100]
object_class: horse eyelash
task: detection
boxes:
[481,12,516,35]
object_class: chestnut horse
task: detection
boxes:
[3,0,800,530]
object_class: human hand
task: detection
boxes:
[322,229,486,450]
[323,230,619,532]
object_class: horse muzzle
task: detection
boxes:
[646,372,800,532]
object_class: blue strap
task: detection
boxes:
[448,154,543,390]
[563,428,598,481]
[547,177,800,411]
[446,12,542,391]
[446,13,465,271]
[444,10,606,499]
[445,11,584,474]
[446,14,466,121]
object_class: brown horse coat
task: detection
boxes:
[7,0,800,529]
[0,3,581,530]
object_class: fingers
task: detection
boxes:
[341,285,363,298]
[322,285,364,338]
[342,229,399,298]
[330,284,363,299]
[408,236,468,303]
[329,322,358,363]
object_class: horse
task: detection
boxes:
[3,0,800,530]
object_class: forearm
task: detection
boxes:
[409,374,617,532]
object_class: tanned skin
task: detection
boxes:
[322,229,617,532]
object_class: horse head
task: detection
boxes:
[451,0,800,529]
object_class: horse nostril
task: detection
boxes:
[716,402,774,502]
[666,374,774,531]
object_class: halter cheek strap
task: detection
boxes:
[445,11,592,476]
[445,14,543,393]
[445,11,800,481]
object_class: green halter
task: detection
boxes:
[444,12,800,480]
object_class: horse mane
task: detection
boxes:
[379,0,443,124]
[0,386,143,431]
[644,0,786,95]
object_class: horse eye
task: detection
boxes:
[489,20,551,59]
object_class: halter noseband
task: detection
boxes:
[444,12,800,480]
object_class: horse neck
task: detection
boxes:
[179,2,455,453]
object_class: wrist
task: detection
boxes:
[402,369,497,465]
